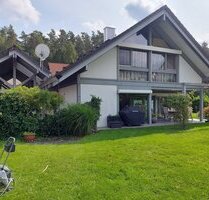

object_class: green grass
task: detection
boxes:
[192,112,199,119]
[3,123,209,200]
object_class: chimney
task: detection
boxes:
[104,27,116,41]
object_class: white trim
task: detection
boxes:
[119,43,182,54]
[118,89,152,94]
[0,55,11,63]
[9,50,49,77]
[165,12,209,66]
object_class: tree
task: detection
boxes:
[91,31,104,47]
[0,25,17,50]
[63,41,78,64]
[164,94,191,129]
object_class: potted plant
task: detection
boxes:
[23,132,36,142]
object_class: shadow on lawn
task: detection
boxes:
[78,123,208,144]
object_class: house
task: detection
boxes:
[1,5,209,128]
[47,5,209,127]
[0,46,49,88]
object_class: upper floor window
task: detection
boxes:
[119,49,131,65]
[132,50,148,68]
[123,33,148,45]
[152,31,171,48]
[152,53,165,70]
[167,54,176,70]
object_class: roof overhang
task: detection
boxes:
[118,89,152,94]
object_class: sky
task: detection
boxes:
[0,0,209,43]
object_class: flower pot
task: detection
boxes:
[23,134,36,142]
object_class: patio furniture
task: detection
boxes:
[119,106,145,126]
[107,115,123,128]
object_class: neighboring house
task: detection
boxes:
[48,5,209,127]
[48,63,69,76]
[1,6,209,128]
[0,46,49,88]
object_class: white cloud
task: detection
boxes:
[0,0,40,24]
[126,0,167,12]
[122,0,167,21]
[82,20,106,32]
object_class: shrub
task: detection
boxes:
[0,86,63,138]
[204,106,209,119]
[39,104,97,137]
[59,104,97,136]
[85,95,102,131]
[164,94,191,129]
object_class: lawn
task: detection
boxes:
[3,123,209,200]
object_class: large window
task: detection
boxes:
[152,53,165,70]
[132,51,148,68]
[119,49,131,65]
[119,48,177,83]
[123,33,148,45]
[167,54,176,70]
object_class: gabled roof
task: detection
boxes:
[0,46,50,78]
[48,62,70,76]
[52,5,209,87]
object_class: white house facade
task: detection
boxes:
[46,6,209,127]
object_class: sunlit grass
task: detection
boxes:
[3,123,209,200]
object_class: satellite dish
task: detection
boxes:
[35,44,50,61]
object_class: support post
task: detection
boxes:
[200,88,204,122]
[13,54,17,87]
[148,27,152,46]
[148,93,152,125]
[148,51,152,82]
[154,96,158,115]
[77,74,81,103]
[182,83,186,94]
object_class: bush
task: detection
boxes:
[188,90,209,112]
[85,95,102,131]
[164,94,191,129]
[39,104,97,137]
[204,106,209,119]
[0,86,63,138]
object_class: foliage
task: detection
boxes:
[3,124,209,200]
[0,86,63,138]
[0,25,104,64]
[164,94,191,128]
[86,95,102,121]
[188,90,209,112]
[6,86,63,113]
[204,106,209,119]
[22,132,36,136]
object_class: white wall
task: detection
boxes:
[59,85,77,104]
[179,56,202,84]
[80,84,118,127]
[80,47,117,80]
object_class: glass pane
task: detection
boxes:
[152,53,165,70]
[132,51,148,68]
[152,31,170,48]
[123,34,148,45]
[167,54,176,69]
[119,49,131,65]
[120,70,148,81]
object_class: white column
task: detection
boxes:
[200,88,204,122]
[148,93,152,125]
[182,83,186,94]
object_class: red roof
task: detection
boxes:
[48,62,69,75]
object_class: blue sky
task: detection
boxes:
[0,0,209,43]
